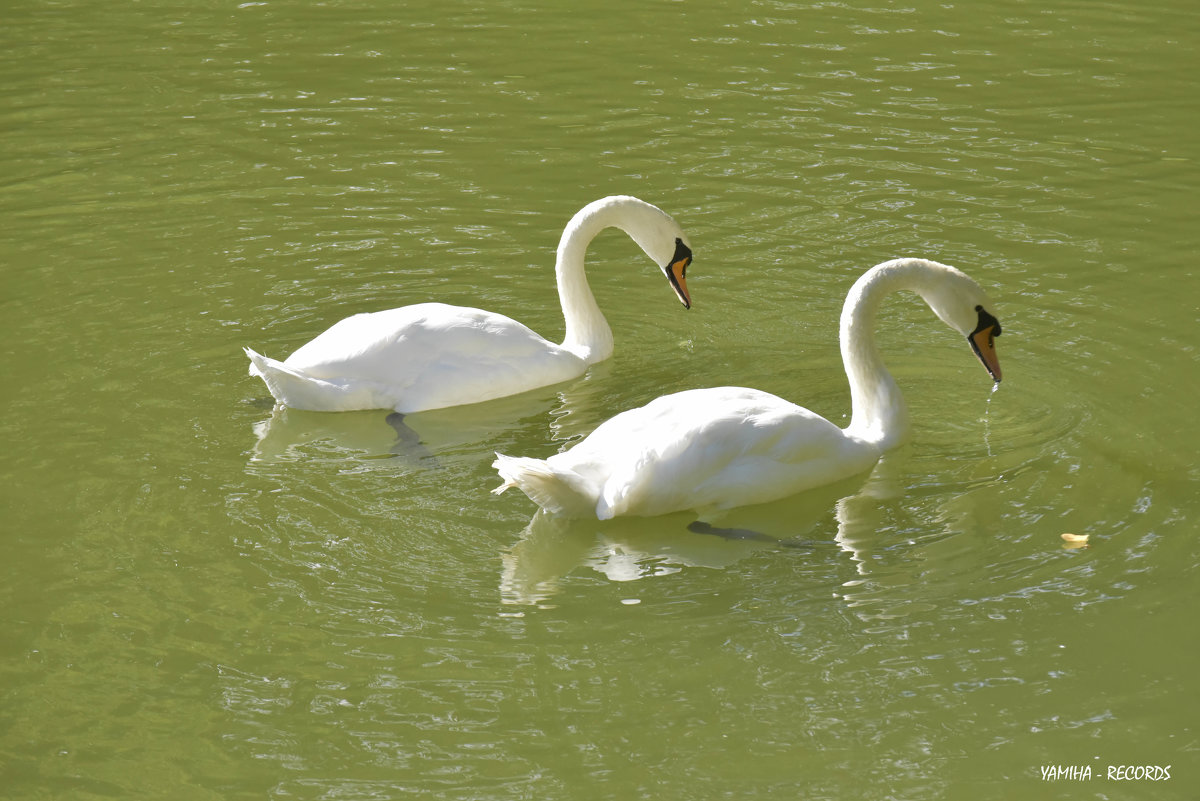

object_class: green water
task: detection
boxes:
[3,0,1197,798]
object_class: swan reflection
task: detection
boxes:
[247,382,570,465]
[500,462,910,607]
[248,406,432,464]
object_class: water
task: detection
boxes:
[2,0,1197,798]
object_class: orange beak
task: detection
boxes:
[970,324,1002,382]
[668,256,691,309]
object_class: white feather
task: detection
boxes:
[245,196,693,413]
[492,258,1003,518]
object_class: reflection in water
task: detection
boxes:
[245,355,653,470]
[249,406,433,464]
[247,381,570,465]
[829,454,907,577]
[498,449,1007,617]
[500,511,772,606]
[500,460,916,607]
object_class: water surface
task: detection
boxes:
[2,0,1197,798]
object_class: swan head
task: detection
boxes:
[616,199,694,309]
[634,230,692,310]
[918,263,1003,383]
[562,195,695,309]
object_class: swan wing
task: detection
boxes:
[273,303,584,412]
[553,387,877,518]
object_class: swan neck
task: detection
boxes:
[840,260,918,448]
[555,205,616,364]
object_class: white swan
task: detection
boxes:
[245,195,694,413]
[492,257,1002,519]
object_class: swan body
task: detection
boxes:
[493,258,1003,519]
[246,195,694,413]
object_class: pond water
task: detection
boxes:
[2,0,1197,798]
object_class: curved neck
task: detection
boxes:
[840,259,936,448]
[554,199,626,363]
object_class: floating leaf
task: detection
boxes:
[1061,532,1090,549]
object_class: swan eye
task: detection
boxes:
[974,307,1001,338]
[671,238,692,274]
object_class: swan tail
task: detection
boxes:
[244,347,362,411]
[246,347,276,377]
[491,453,598,517]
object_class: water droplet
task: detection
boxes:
[983,387,995,457]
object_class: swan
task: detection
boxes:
[245,195,694,413]
[492,257,1002,519]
